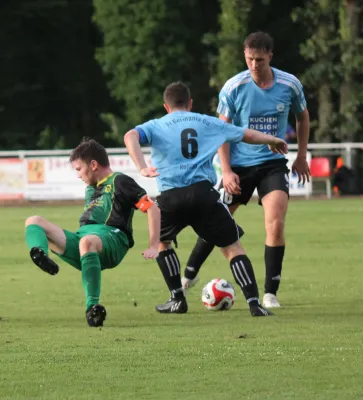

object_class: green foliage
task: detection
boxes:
[205,0,252,91]
[338,0,363,141]
[292,0,341,89]
[94,0,218,133]
[292,0,363,142]
[1,0,363,149]
[101,113,126,145]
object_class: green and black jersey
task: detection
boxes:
[80,172,147,248]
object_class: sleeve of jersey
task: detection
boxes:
[222,121,246,143]
[291,78,307,114]
[135,195,155,213]
[116,174,148,209]
[135,120,155,145]
[216,86,236,119]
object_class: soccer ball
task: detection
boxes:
[202,278,236,311]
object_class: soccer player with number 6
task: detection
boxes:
[124,81,287,317]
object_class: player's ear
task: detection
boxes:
[90,160,98,170]
[188,99,193,111]
[269,52,273,62]
[163,103,171,114]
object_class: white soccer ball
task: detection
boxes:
[202,278,236,311]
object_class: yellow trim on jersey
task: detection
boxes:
[97,173,115,187]
[105,174,118,225]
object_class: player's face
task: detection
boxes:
[72,159,98,186]
[244,48,272,78]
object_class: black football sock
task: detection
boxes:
[184,237,215,280]
[156,249,184,300]
[230,255,260,306]
[264,245,285,295]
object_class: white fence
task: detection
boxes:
[0,143,362,201]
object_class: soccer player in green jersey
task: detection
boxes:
[24,138,160,327]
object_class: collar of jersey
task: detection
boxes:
[252,67,276,91]
[97,173,114,186]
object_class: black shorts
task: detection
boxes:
[219,159,290,206]
[156,181,243,248]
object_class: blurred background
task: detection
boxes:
[0,0,363,198]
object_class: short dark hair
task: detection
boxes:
[163,81,191,109]
[243,31,274,53]
[69,137,110,167]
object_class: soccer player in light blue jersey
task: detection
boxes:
[183,32,311,309]
[124,81,287,316]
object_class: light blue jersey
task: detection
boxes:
[135,111,246,192]
[217,67,307,167]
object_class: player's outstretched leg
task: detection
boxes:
[182,237,214,293]
[25,216,66,275]
[230,254,273,317]
[155,248,188,314]
[29,247,59,275]
[222,243,273,317]
[86,304,107,327]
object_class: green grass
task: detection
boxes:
[0,199,363,400]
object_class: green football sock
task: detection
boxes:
[25,224,49,255]
[81,252,102,310]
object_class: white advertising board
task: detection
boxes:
[1,151,312,201]
[0,158,25,200]
[24,155,159,200]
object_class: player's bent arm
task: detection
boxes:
[217,143,233,173]
[124,129,148,171]
[146,204,161,249]
[218,114,233,173]
[135,196,160,258]
[295,108,310,159]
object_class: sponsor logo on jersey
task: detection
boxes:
[249,116,278,136]
[277,103,285,112]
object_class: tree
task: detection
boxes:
[0,0,114,150]
[338,0,363,142]
[205,0,252,93]
[293,0,363,143]
[292,0,340,142]
[93,0,219,138]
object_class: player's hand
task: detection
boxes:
[292,155,311,184]
[222,171,241,195]
[142,246,159,259]
[268,138,288,155]
[140,167,159,177]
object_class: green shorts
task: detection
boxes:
[54,225,129,271]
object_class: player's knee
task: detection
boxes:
[25,215,45,228]
[266,218,285,240]
[221,241,246,261]
[158,241,172,252]
[229,203,240,215]
[79,235,100,254]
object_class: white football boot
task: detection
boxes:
[182,276,199,294]
[262,293,281,308]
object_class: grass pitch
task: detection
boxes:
[0,199,362,400]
